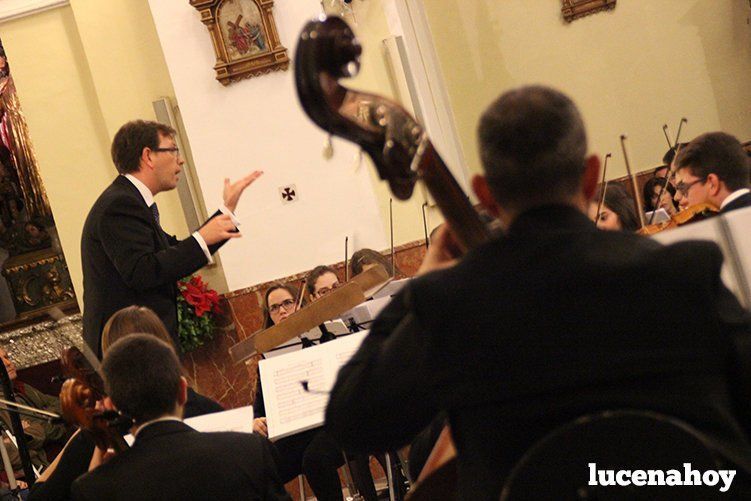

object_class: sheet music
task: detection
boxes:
[717,207,751,308]
[259,331,368,440]
[124,406,255,446]
[651,215,742,300]
[184,405,254,434]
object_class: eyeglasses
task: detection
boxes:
[268,299,296,314]
[314,283,341,297]
[675,177,706,196]
[153,147,180,156]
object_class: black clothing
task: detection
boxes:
[71,420,289,501]
[27,388,224,501]
[407,413,446,481]
[273,428,345,501]
[326,205,751,500]
[721,192,751,213]
[254,377,344,500]
[28,432,95,501]
[81,176,227,356]
[185,387,224,418]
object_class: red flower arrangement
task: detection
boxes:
[176,275,222,352]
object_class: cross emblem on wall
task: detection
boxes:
[279,185,298,204]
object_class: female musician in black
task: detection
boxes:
[588,184,640,232]
[252,283,346,501]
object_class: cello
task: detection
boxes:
[295,15,490,499]
[59,347,130,453]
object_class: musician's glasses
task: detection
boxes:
[675,177,707,196]
[268,299,296,313]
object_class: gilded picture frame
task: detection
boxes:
[190,0,290,85]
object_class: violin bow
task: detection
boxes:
[620,135,647,230]
[594,153,611,225]
[651,118,688,223]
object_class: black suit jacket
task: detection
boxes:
[720,191,751,213]
[81,176,226,356]
[71,421,291,501]
[326,205,751,500]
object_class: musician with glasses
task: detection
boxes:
[251,283,347,501]
[673,132,750,213]
[306,265,341,301]
[81,119,263,357]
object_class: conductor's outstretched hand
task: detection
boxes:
[224,171,264,213]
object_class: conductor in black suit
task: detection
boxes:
[325,86,751,499]
[81,120,262,356]
[673,131,751,213]
[72,334,290,501]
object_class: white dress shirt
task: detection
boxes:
[720,188,751,210]
[123,174,240,265]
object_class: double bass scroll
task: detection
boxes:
[295,16,491,253]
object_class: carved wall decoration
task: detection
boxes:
[0,38,78,328]
[562,0,616,23]
[190,0,290,85]
[3,248,76,319]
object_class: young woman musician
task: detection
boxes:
[252,283,346,501]
[588,184,640,232]
[643,177,678,216]
[349,249,402,278]
[101,306,223,417]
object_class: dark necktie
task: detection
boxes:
[149,203,160,227]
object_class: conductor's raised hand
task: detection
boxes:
[223,171,263,213]
[198,214,242,246]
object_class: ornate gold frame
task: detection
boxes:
[561,0,616,23]
[190,0,290,85]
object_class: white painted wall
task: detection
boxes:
[147,0,387,291]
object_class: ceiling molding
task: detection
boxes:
[0,0,69,23]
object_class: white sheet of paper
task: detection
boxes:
[651,215,741,299]
[259,331,367,440]
[124,406,254,446]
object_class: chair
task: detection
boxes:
[500,409,751,500]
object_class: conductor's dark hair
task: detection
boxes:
[111,120,176,174]
[674,132,750,191]
[103,334,182,424]
[478,85,587,212]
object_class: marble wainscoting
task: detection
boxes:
[182,240,428,409]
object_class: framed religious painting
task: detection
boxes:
[561,0,616,23]
[190,0,290,85]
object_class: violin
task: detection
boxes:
[59,347,130,453]
[619,135,719,235]
[637,202,719,235]
[295,15,489,499]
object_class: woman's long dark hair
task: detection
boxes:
[595,183,640,232]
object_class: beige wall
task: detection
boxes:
[423,0,751,180]
[344,2,439,245]
[0,0,228,303]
